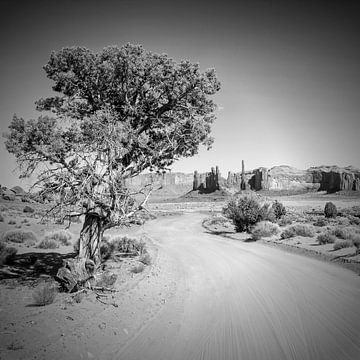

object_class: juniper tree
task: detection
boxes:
[5,44,220,280]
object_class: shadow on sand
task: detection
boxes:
[0,251,76,283]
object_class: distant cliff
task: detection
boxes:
[125,164,360,198]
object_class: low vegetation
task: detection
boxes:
[333,239,353,251]
[251,221,280,240]
[2,229,37,244]
[32,282,57,306]
[324,202,337,218]
[44,229,73,246]
[317,232,337,245]
[223,193,275,232]
[37,238,59,249]
[272,200,286,219]
[281,224,315,239]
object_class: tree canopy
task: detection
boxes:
[5,43,220,237]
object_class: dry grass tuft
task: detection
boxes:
[32,282,57,306]
[333,239,354,251]
[37,238,59,249]
[44,230,73,246]
[251,221,280,240]
[281,224,315,239]
[2,229,37,244]
[317,232,336,245]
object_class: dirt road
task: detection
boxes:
[111,213,360,360]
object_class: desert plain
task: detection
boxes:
[0,190,360,360]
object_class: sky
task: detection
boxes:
[1,0,360,188]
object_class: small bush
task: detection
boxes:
[251,221,280,240]
[44,230,73,246]
[37,238,59,249]
[333,239,353,251]
[317,233,337,245]
[21,218,29,223]
[331,227,355,240]
[272,200,286,219]
[313,218,328,227]
[112,236,146,255]
[281,224,315,239]
[8,220,16,225]
[324,202,337,218]
[0,244,17,265]
[32,282,57,306]
[100,239,115,261]
[352,235,360,251]
[223,193,274,233]
[131,263,145,274]
[23,205,35,213]
[2,230,37,244]
[277,215,293,227]
[347,215,360,225]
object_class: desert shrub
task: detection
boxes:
[0,213,4,222]
[21,218,29,223]
[223,193,274,232]
[324,202,337,218]
[347,215,360,225]
[352,235,360,252]
[131,263,145,273]
[272,200,286,219]
[95,271,117,287]
[342,206,360,218]
[112,236,146,255]
[0,244,17,265]
[331,227,355,240]
[2,229,37,244]
[313,218,328,227]
[139,251,151,265]
[8,220,16,225]
[100,239,115,261]
[205,215,231,228]
[251,221,280,240]
[277,215,293,227]
[32,282,57,306]
[44,230,73,246]
[37,238,59,249]
[317,232,336,245]
[333,239,353,251]
[23,205,35,213]
[281,224,315,239]
[259,203,276,222]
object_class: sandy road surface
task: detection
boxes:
[109,213,360,360]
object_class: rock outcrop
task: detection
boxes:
[309,166,360,193]
[193,166,221,192]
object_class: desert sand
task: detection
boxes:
[1,199,360,359]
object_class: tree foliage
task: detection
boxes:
[5,44,221,232]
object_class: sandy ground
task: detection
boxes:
[1,196,360,359]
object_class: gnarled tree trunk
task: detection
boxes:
[78,212,104,266]
[56,212,105,292]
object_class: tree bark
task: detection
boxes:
[78,212,104,266]
[56,212,104,292]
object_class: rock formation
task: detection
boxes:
[193,166,220,192]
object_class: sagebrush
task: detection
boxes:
[223,193,275,232]
[32,282,57,306]
[251,221,280,240]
